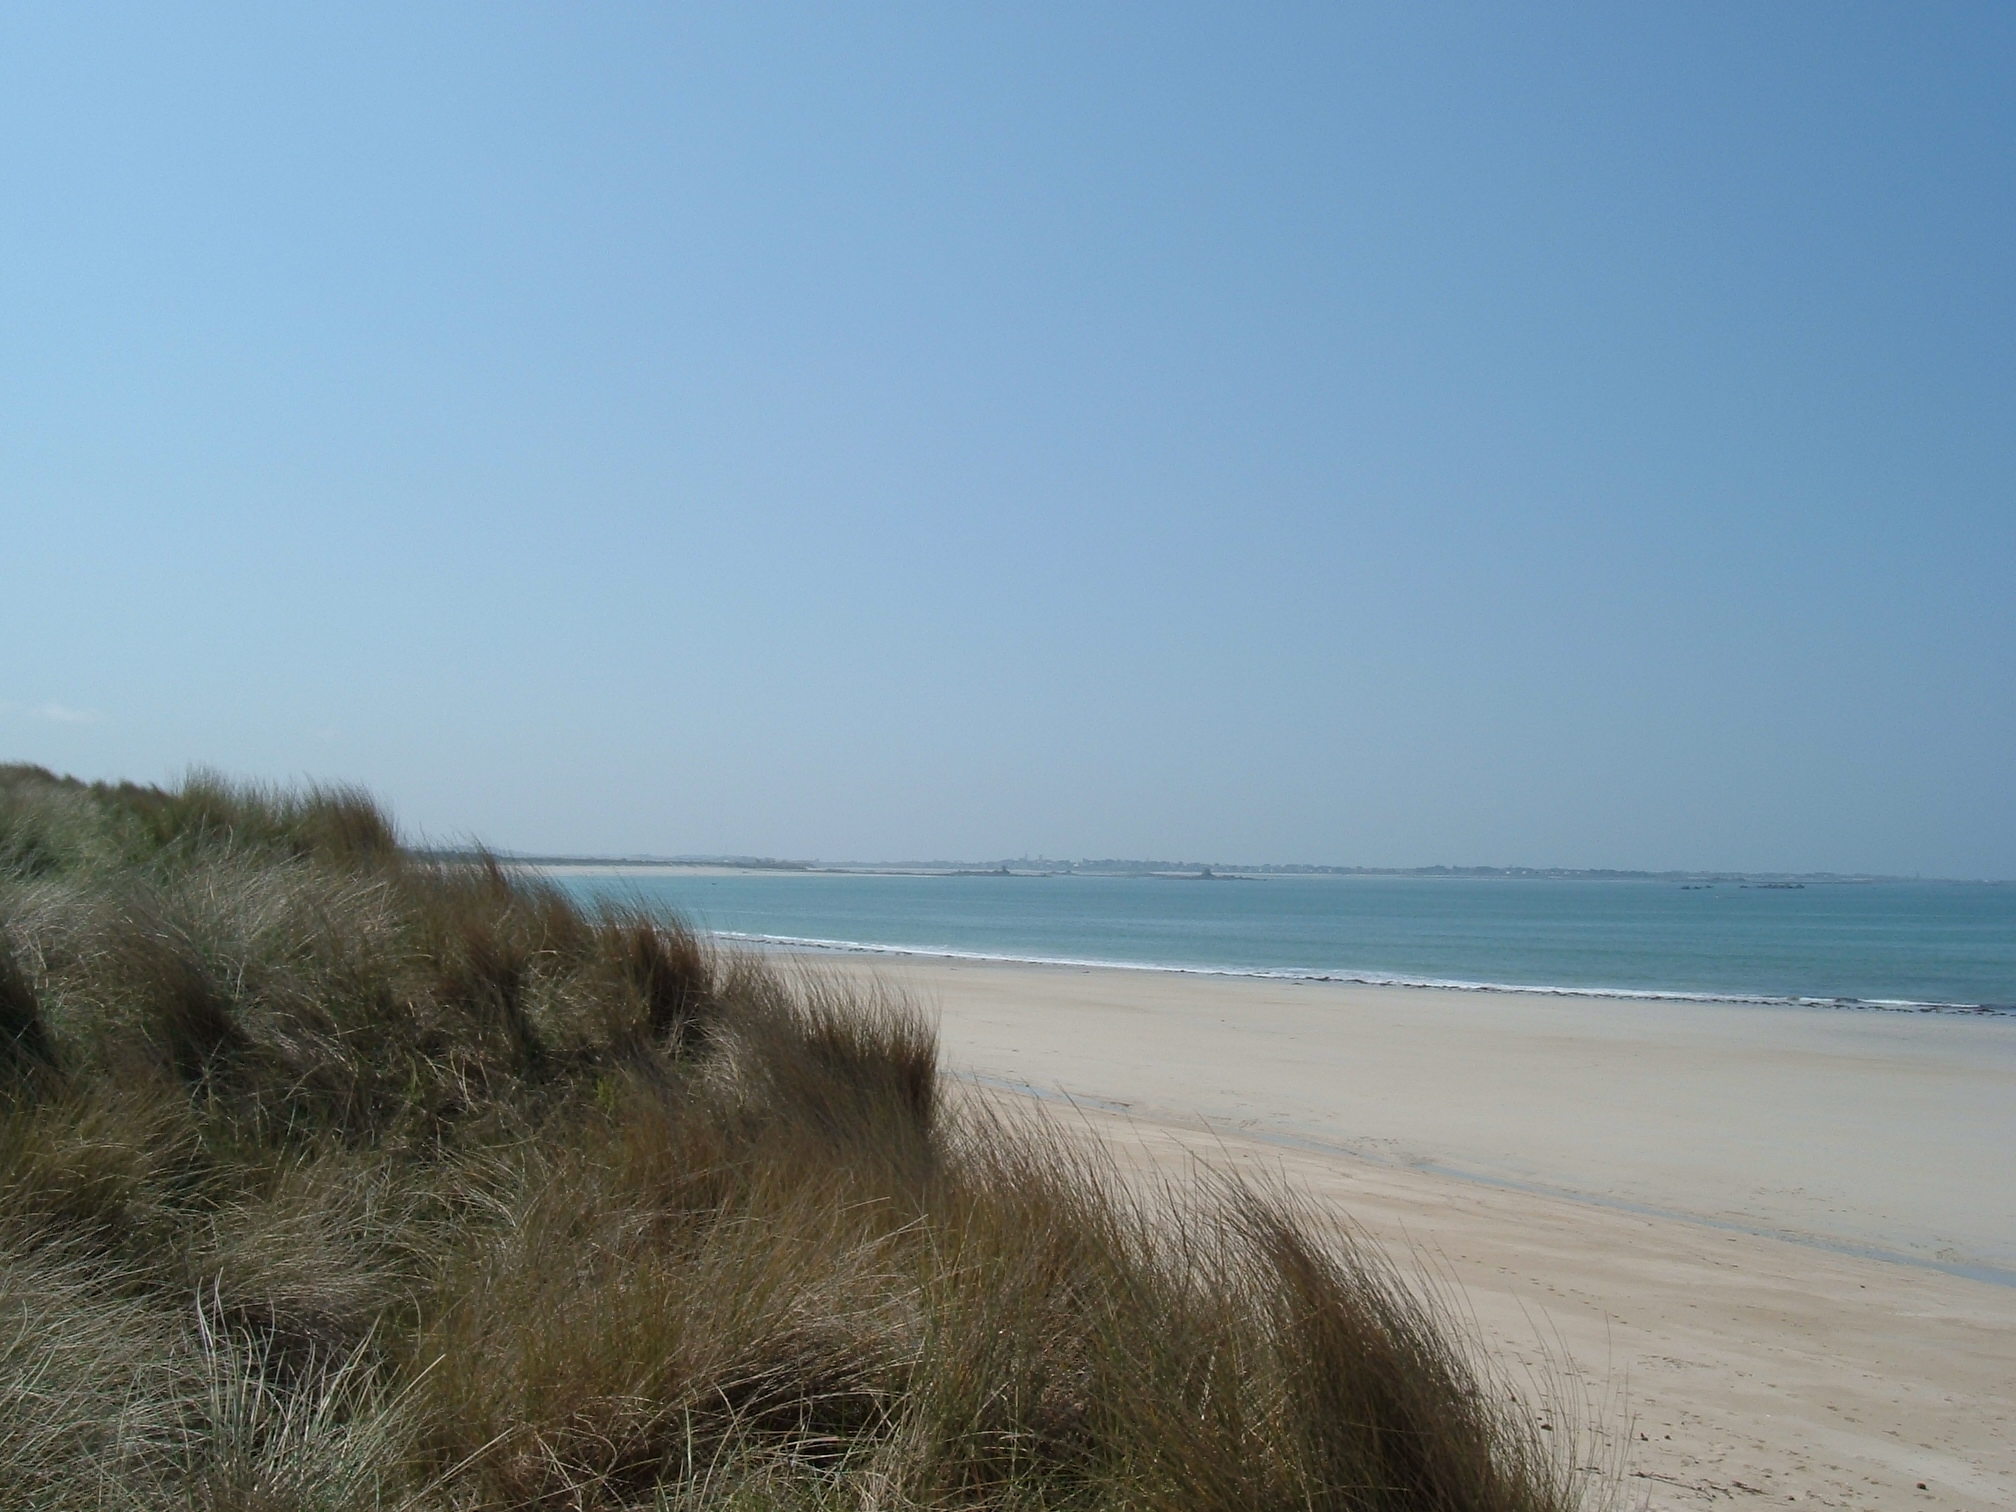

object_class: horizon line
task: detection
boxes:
[424,849,2009,886]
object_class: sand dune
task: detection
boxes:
[803,955,2016,1511]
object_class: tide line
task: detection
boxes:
[714,931,2010,1016]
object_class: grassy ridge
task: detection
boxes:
[0,764,1598,1511]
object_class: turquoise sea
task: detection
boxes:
[550,872,2016,1012]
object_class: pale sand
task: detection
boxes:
[794,954,2016,1511]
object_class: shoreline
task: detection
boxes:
[718,929,2014,1015]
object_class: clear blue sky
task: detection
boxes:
[4,4,2011,875]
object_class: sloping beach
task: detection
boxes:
[809,955,2016,1510]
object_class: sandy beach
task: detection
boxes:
[797,954,2016,1510]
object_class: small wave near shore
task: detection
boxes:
[718,930,2014,1016]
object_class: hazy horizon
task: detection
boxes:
[5,5,2012,877]
[454,842,2003,885]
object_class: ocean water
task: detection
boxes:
[548,871,2016,1012]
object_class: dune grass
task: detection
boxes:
[0,763,1605,1511]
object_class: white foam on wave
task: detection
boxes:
[712,932,2010,1015]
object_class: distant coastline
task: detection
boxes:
[448,850,1998,886]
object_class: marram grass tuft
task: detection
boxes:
[0,766,1610,1510]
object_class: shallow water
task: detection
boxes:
[549,871,2016,1011]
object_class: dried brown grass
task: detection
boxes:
[0,766,1608,1511]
